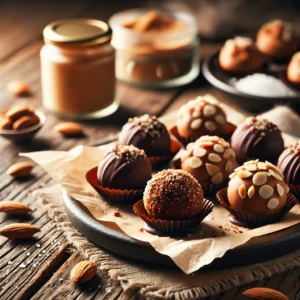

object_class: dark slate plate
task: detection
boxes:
[202,52,300,112]
[63,189,300,270]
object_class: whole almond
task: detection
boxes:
[13,114,40,130]
[7,162,34,178]
[243,287,288,300]
[0,223,40,239]
[0,201,32,215]
[0,118,12,130]
[7,81,31,96]
[5,106,34,122]
[55,122,84,137]
[70,261,97,283]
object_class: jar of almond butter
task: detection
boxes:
[41,19,118,119]
[109,10,199,88]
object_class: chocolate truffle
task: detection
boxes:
[181,136,237,186]
[143,169,204,220]
[231,116,284,164]
[118,114,170,156]
[278,141,300,185]
[256,20,298,60]
[228,160,288,215]
[219,36,265,74]
[287,52,300,85]
[177,94,227,141]
[97,144,152,190]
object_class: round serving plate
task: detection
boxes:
[63,189,300,270]
[202,52,300,112]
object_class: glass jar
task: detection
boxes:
[109,9,200,88]
[41,19,118,120]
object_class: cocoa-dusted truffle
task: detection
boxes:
[278,141,300,185]
[256,20,298,60]
[118,114,170,156]
[219,36,265,74]
[97,144,152,190]
[228,160,288,215]
[231,116,284,164]
[181,136,237,186]
[177,95,227,141]
[143,169,204,220]
[287,52,300,85]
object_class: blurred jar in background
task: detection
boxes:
[41,19,118,120]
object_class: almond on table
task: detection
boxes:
[70,261,97,283]
[7,162,34,178]
[7,80,31,96]
[55,122,85,137]
[0,223,40,239]
[0,201,32,215]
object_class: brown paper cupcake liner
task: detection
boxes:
[170,123,236,148]
[289,184,300,203]
[149,139,181,170]
[216,188,297,228]
[133,199,214,237]
[86,167,143,204]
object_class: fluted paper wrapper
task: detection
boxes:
[22,111,300,274]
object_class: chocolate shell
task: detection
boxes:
[118,114,170,157]
[97,144,152,190]
[278,141,300,185]
[231,116,284,165]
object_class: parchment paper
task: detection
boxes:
[22,110,300,274]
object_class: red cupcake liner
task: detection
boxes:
[86,167,143,204]
[149,139,181,170]
[289,184,300,203]
[133,199,214,237]
[216,188,297,228]
[170,123,236,148]
[170,159,228,197]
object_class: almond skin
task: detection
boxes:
[0,201,32,215]
[55,122,84,137]
[243,287,288,300]
[12,114,40,130]
[5,106,34,122]
[70,261,97,283]
[0,118,13,130]
[7,162,34,178]
[7,81,31,96]
[0,223,40,239]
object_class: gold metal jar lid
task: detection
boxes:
[43,18,112,47]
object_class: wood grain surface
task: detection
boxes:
[0,1,299,300]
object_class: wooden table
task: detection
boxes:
[0,1,299,299]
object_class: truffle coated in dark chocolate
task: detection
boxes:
[97,144,152,190]
[228,160,288,215]
[278,141,300,185]
[118,114,171,157]
[231,116,284,165]
[143,169,204,220]
[176,95,227,141]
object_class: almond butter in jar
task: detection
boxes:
[109,10,200,88]
[41,19,119,120]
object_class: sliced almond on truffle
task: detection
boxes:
[192,110,201,118]
[193,148,206,157]
[267,198,279,210]
[187,157,202,169]
[223,148,235,159]
[205,121,216,132]
[245,164,257,171]
[245,159,259,165]
[238,184,246,198]
[190,119,202,129]
[259,185,274,199]
[252,172,268,186]
[257,162,267,170]
[276,184,284,196]
[269,169,283,181]
[211,172,223,184]
[208,153,222,163]
[213,144,224,153]
[199,142,214,148]
[238,170,252,179]
[225,161,234,173]
[215,114,226,124]
[206,163,220,176]
[203,104,216,117]
[247,185,255,198]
